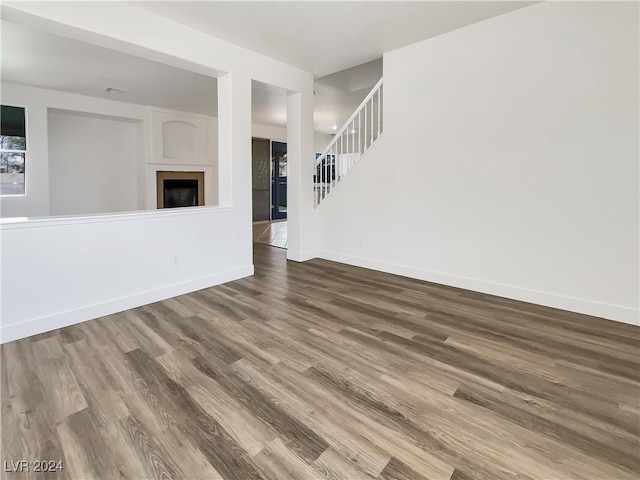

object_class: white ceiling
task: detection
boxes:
[131,1,535,77]
[0,18,382,133]
[1,20,220,115]
[1,2,535,134]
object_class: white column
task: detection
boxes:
[217,72,252,264]
[287,75,317,261]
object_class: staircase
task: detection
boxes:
[314,78,383,207]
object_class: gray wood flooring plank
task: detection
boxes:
[124,348,265,480]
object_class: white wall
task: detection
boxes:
[48,110,141,215]
[317,2,639,325]
[0,207,252,342]
[251,122,332,154]
[315,133,333,156]
[252,123,289,143]
[0,83,147,218]
[1,83,223,218]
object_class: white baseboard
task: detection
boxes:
[0,265,254,344]
[287,250,319,262]
[317,251,639,327]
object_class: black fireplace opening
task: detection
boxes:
[163,179,199,208]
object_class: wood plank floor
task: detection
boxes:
[2,243,639,479]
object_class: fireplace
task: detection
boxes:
[156,171,204,209]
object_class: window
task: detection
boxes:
[1,105,26,195]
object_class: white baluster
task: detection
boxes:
[346,122,350,171]
[327,153,330,194]
[370,97,374,147]
[335,140,339,183]
[364,103,368,151]
[319,154,322,202]
[351,121,355,169]
[348,128,351,167]
[333,142,342,184]
[358,110,362,161]
[346,123,350,171]
[329,146,332,193]
[377,88,381,138]
[339,132,343,186]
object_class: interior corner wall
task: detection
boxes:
[48,110,140,215]
[317,1,640,325]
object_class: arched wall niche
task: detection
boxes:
[162,120,197,159]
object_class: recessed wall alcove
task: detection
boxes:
[162,120,197,159]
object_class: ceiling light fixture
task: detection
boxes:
[332,125,337,131]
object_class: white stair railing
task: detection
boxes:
[314,77,383,207]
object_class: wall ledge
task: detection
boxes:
[0,205,233,230]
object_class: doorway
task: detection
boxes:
[251,137,287,222]
[252,137,288,248]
